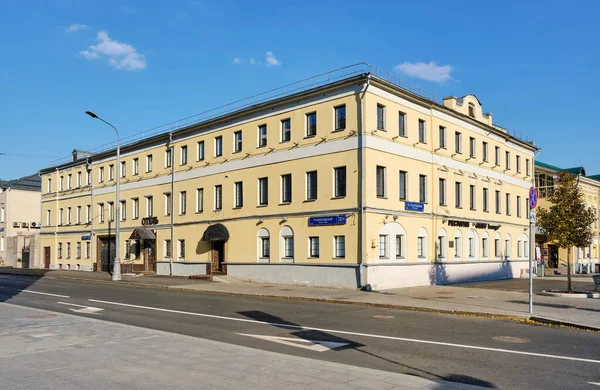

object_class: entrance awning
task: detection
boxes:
[202,223,229,242]
[129,228,156,240]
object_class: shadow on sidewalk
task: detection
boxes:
[238,310,496,389]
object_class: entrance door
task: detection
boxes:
[143,240,156,272]
[549,245,559,268]
[44,247,51,269]
[211,242,225,273]
[99,238,116,272]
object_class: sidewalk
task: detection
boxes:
[1,268,599,331]
[0,302,485,390]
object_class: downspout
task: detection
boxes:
[358,74,371,290]
[169,133,175,276]
[38,172,42,268]
[88,159,94,272]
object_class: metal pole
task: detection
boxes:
[529,218,533,313]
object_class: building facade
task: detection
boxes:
[535,162,600,274]
[0,175,42,268]
[39,66,537,289]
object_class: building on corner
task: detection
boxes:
[38,64,538,289]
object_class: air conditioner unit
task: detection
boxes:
[21,222,29,228]
[13,222,20,228]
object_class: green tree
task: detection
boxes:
[536,171,595,292]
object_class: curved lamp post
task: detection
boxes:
[85,111,121,281]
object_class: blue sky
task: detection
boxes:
[1,0,599,180]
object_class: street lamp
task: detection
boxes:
[86,111,121,281]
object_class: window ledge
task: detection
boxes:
[303,199,316,203]
[279,202,291,206]
[377,196,388,199]
[331,196,346,200]
[195,211,204,214]
[333,257,345,259]
[257,145,267,149]
[257,204,268,208]
[304,135,316,139]
[233,207,243,210]
[332,128,345,133]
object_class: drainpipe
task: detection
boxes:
[358,74,371,290]
[169,133,175,276]
[38,172,43,268]
[88,159,94,272]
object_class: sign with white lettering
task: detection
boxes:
[405,202,424,212]
[308,215,346,226]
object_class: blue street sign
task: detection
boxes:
[529,187,538,209]
[81,235,91,241]
[405,201,425,212]
[308,215,347,226]
[0,228,4,232]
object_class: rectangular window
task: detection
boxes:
[164,239,171,258]
[108,202,114,222]
[306,112,317,137]
[281,118,291,142]
[146,196,153,217]
[419,175,427,203]
[109,164,114,180]
[418,119,426,143]
[396,235,404,258]
[180,191,187,215]
[495,190,501,214]
[469,137,476,158]
[166,149,172,168]
[258,125,267,147]
[281,174,292,203]
[178,239,185,259]
[495,147,500,166]
[376,104,385,130]
[468,238,475,258]
[47,178,51,193]
[124,240,131,259]
[60,175,64,190]
[66,243,71,259]
[306,171,317,201]
[334,236,345,258]
[196,188,204,212]
[98,204,104,223]
[120,200,126,221]
[133,158,139,175]
[517,195,522,217]
[86,170,91,185]
[120,161,126,178]
[234,182,243,208]
[439,178,446,206]
[234,130,243,153]
[76,206,81,224]
[214,185,222,210]
[455,182,462,208]
[99,167,104,183]
[284,236,294,258]
[181,145,188,165]
[418,237,425,258]
[146,154,153,172]
[516,155,521,173]
[197,141,205,161]
[399,171,407,201]
[438,236,445,258]
[260,236,270,258]
[334,105,346,131]
[398,112,406,136]
[482,238,489,258]
[455,132,462,154]
[85,242,91,259]
[482,142,489,162]
[505,151,511,170]
[258,178,268,206]
[506,193,511,216]
[309,237,320,258]
[483,188,489,212]
[77,172,81,187]
[46,209,51,226]
[470,185,476,210]
[67,174,72,189]
[439,126,446,149]
[59,208,64,225]
[165,193,171,216]
[67,207,72,224]
[376,166,386,198]
[58,243,62,259]
[379,235,388,258]
[215,136,223,157]
[526,159,531,176]
[334,167,346,198]
[455,237,462,258]
[132,198,139,219]
[505,239,511,259]
[76,242,81,259]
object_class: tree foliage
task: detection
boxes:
[536,170,595,291]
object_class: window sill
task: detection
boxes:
[308,257,320,259]
[331,196,346,200]
[304,135,316,139]
[233,207,243,210]
[280,140,291,144]
[179,213,186,216]
[439,204,447,207]
[418,256,426,259]
[257,145,267,149]
[279,202,291,206]
[376,128,386,132]
[214,209,222,212]
[233,151,242,154]
[396,257,406,260]
[377,196,387,199]
[303,199,316,203]
[333,256,345,259]
[257,204,268,208]
[195,211,204,214]
[470,208,476,211]
[332,128,345,133]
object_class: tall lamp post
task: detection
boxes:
[86,111,121,281]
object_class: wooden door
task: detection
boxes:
[211,242,224,273]
[44,247,51,269]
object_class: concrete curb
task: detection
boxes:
[539,291,600,299]
[2,269,598,332]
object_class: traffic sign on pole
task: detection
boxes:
[529,187,538,209]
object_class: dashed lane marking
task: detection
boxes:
[20,290,70,299]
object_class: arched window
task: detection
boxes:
[257,228,270,262]
[504,233,512,260]
[454,230,463,260]
[379,222,407,261]
[468,103,475,118]
[518,233,528,259]
[494,232,502,259]
[417,227,428,261]
[280,226,294,262]
[437,228,447,262]
[481,231,490,260]
[467,230,479,259]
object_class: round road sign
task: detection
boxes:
[529,187,538,209]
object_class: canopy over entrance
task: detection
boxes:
[202,223,229,242]
[129,228,156,240]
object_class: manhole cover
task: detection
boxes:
[492,336,530,344]
[373,315,395,319]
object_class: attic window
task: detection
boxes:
[468,103,475,118]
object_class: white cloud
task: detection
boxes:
[66,24,88,33]
[232,57,241,64]
[78,31,146,71]
[394,61,452,82]
[249,57,256,65]
[265,51,280,66]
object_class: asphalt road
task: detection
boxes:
[456,277,597,293]
[1,274,599,389]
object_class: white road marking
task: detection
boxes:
[57,302,104,314]
[20,290,70,298]
[238,333,349,352]
[88,298,600,364]
[30,333,57,338]
[589,382,600,386]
